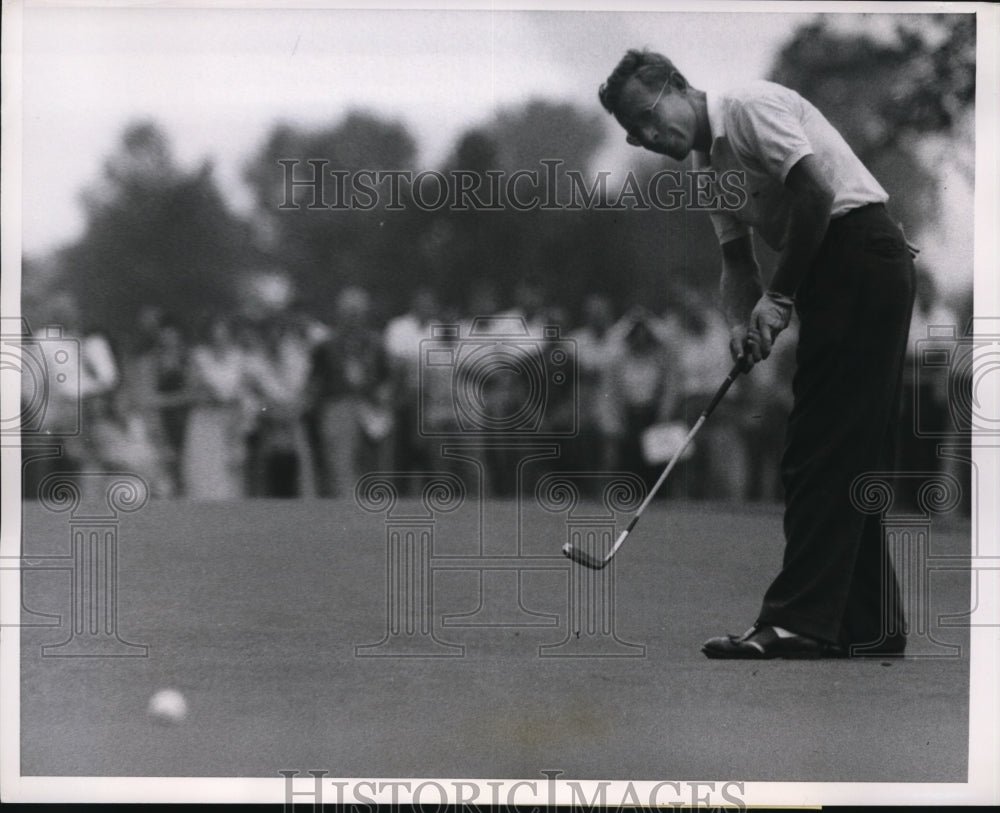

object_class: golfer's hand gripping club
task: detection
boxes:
[736,291,794,364]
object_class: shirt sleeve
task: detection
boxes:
[730,91,814,183]
[80,335,119,397]
[709,211,751,245]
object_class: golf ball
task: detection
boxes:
[148,688,188,723]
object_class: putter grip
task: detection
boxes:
[701,356,749,419]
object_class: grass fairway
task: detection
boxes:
[20,496,970,781]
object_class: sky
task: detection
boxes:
[17,5,805,254]
[12,3,979,297]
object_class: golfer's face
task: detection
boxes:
[615,76,694,160]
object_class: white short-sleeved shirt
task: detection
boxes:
[692,80,888,251]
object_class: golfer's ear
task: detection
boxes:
[670,70,688,93]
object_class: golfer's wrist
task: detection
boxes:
[765,263,800,300]
[763,290,795,309]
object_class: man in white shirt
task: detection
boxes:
[383,287,441,481]
[599,49,916,658]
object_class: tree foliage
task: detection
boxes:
[243,111,427,321]
[423,100,611,312]
[770,15,974,157]
[768,14,975,234]
[39,16,976,341]
[60,122,256,341]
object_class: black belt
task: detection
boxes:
[830,202,886,222]
[828,202,919,256]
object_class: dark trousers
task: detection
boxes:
[757,204,916,650]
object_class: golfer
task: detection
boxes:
[599,50,916,658]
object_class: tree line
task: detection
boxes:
[25,15,974,345]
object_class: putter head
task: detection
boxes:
[561,543,608,570]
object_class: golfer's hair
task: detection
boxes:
[598,49,684,115]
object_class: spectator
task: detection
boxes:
[235,321,270,497]
[666,290,750,501]
[22,294,120,499]
[182,316,248,500]
[539,302,576,437]
[308,287,392,497]
[568,294,624,478]
[453,283,514,497]
[92,386,172,497]
[384,287,442,482]
[415,308,464,484]
[483,280,554,495]
[607,307,681,493]
[285,301,333,495]
[125,313,191,497]
[243,316,317,498]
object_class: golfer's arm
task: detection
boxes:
[719,235,762,328]
[769,154,835,298]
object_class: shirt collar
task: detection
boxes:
[693,91,726,168]
[706,91,726,142]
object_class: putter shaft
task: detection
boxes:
[562,356,748,569]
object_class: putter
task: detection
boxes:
[562,355,750,570]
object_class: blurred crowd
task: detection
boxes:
[21,275,966,506]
